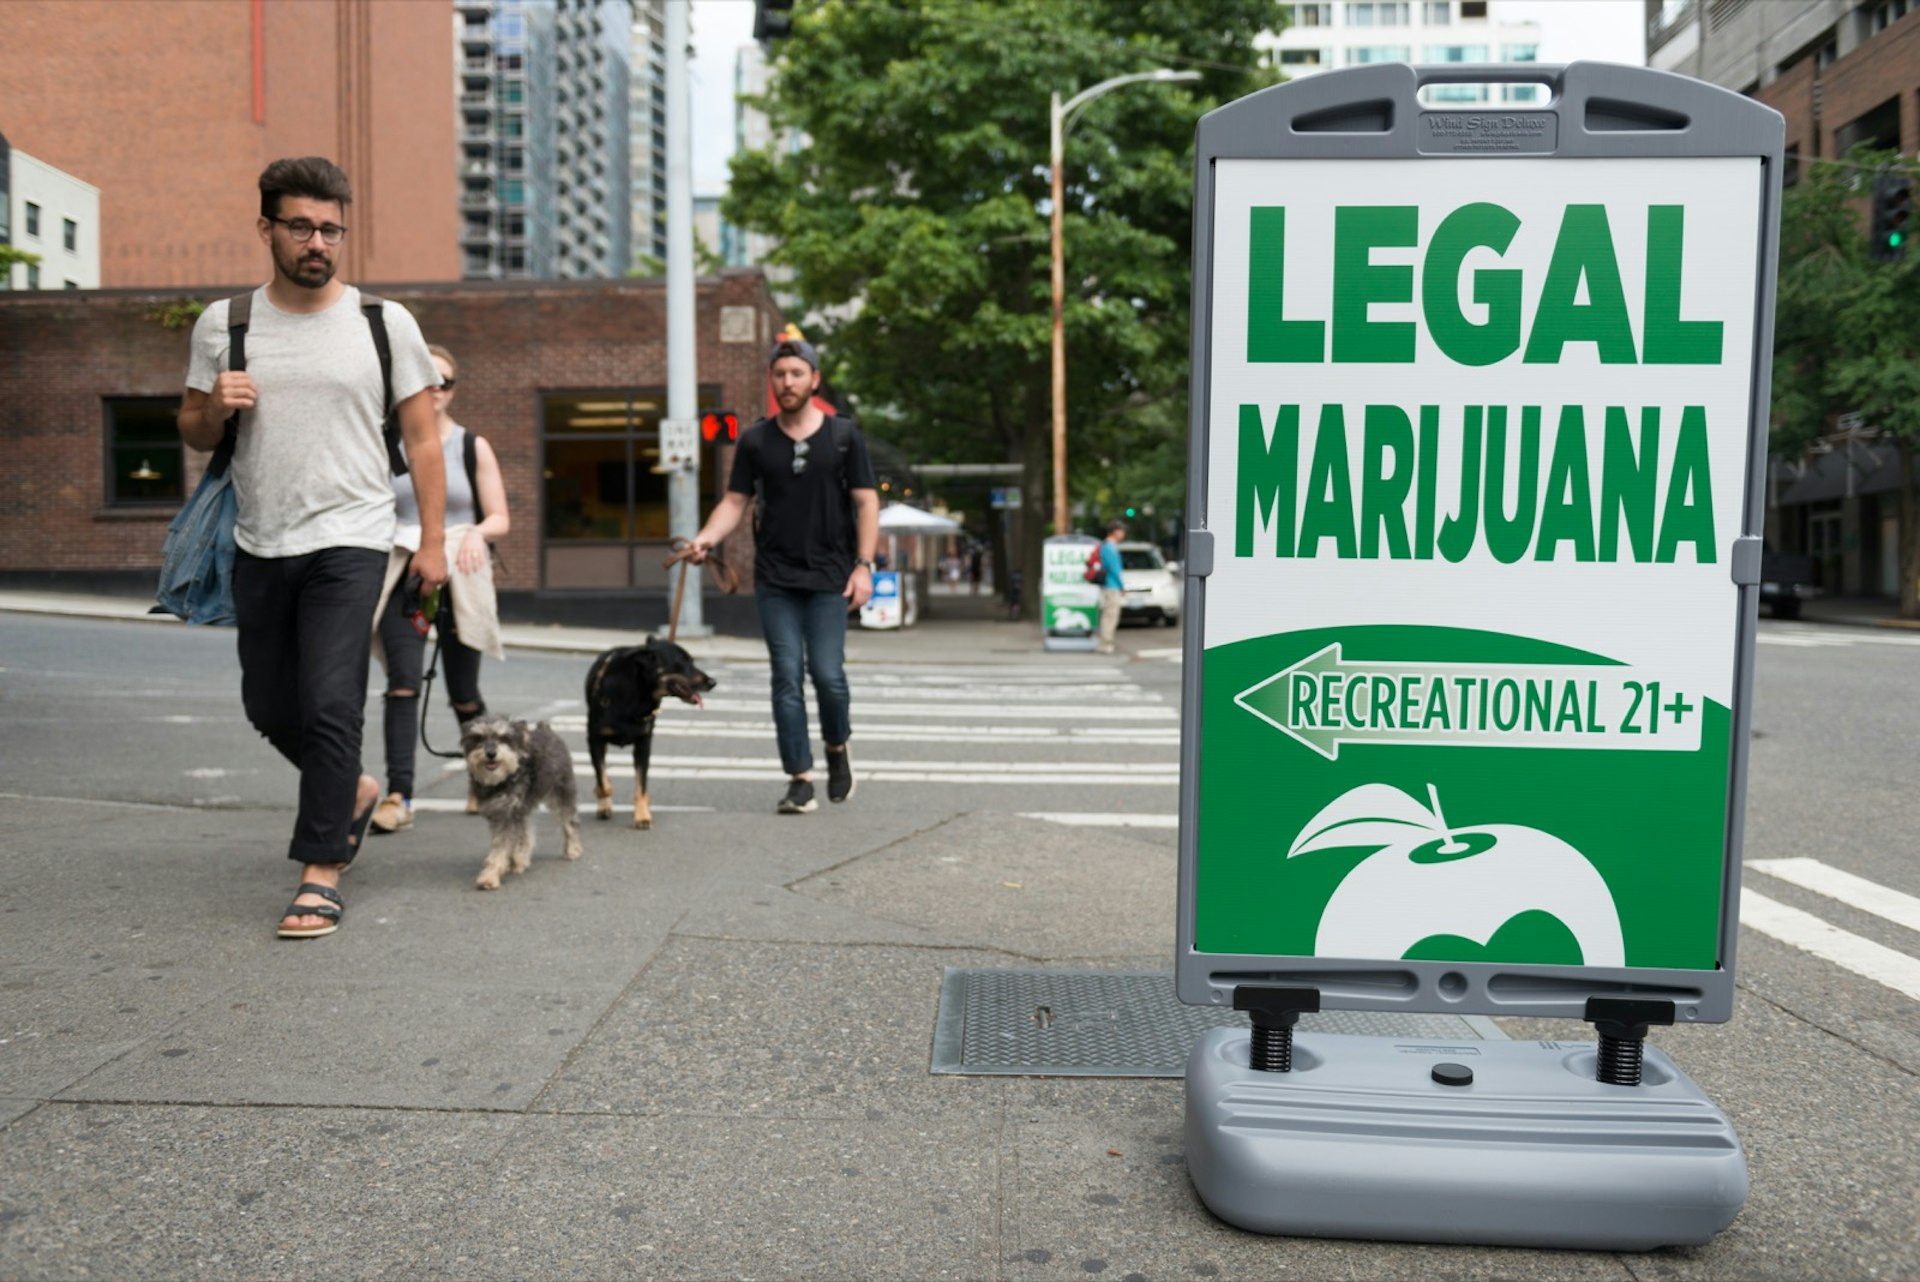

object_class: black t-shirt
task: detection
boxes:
[727,415,877,593]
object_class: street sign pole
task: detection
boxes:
[1176,63,1782,1249]
[663,0,707,635]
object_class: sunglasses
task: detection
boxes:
[792,438,810,475]
[435,379,457,391]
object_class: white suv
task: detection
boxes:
[1118,542,1181,627]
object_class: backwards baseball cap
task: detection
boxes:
[770,338,819,370]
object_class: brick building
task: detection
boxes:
[0,271,787,632]
[0,0,459,288]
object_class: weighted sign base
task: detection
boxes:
[1185,1028,1747,1251]
[1043,633,1098,652]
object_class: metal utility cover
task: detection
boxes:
[931,968,1502,1077]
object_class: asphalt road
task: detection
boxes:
[0,609,1915,1279]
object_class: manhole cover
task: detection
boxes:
[931,968,1504,1077]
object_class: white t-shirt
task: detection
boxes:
[185,285,440,558]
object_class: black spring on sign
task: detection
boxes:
[1596,1032,1645,1086]
[1249,1023,1295,1073]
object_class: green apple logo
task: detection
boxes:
[1289,783,1625,966]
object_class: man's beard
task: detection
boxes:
[774,386,810,413]
[274,243,336,289]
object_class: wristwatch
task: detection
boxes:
[856,558,877,572]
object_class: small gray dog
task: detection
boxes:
[461,716,583,891]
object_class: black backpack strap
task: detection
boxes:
[211,291,253,478]
[358,293,406,476]
[829,416,853,493]
[463,429,482,520]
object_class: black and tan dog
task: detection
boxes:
[584,637,716,828]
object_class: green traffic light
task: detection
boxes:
[1124,506,1137,517]
[1892,231,1906,247]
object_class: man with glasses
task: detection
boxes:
[690,339,880,814]
[177,156,445,938]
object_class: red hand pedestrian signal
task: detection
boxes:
[700,410,740,442]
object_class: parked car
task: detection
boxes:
[1760,544,1816,619]
[1118,542,1182,626]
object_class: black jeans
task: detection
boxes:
[233,546,387,866]
[376,580,484,798]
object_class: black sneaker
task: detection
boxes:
[778,778,817,814]
[826,745,855,803]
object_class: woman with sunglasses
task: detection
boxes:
[369,344,512,833]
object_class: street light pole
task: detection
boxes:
[1049,67,1200,538]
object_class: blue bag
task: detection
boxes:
[152,292,253,626]
[154,461,239,625]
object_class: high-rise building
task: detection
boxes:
[0,0,458,288]
[630,0,669,270]
[457,0,633,280]
[1261,2,1545,105]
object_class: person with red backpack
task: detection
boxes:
[1095,519,1129,654]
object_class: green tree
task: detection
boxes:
[1772,149,1920,613]
[725,0,1282,606]
[0,244,42,282]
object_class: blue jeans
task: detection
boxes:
[756,583,851,776]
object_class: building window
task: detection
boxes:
[105,398,186,506]
[64,279,78,289]
[1423,1,1451,22]
[63,218,77,252]
[1504,83,1540,103]
[26,263,39,289]
[1431,84,1487,102]
[1288,2,1333,24]
[1426,44,1489,61]
[1345,2,1408,26]
[1460,0,1486,15]
[1348,45,1411,64]
[541,389,722,590]
[1279,48,1328,66]
[25,202,40,237]
[1502,44,1539,61]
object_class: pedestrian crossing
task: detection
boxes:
[1758,623,1920,648]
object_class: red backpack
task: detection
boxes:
[1084,544,1104,583]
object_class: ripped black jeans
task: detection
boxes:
[376,581,485,798]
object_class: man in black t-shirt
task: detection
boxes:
[690,339,880,813]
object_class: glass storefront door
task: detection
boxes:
[541,387,723,590]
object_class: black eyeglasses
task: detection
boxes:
[435,379,457,391]
[268,216,348,246]
[792,438,810,475]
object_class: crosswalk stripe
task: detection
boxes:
[569,752,1179,775]
[572,766,1175,785]
[1740,889,1920,1003]
[1749,857,1920,935]
[543,717,1176,747]
[408,798,715,815]
[625,700,1178,721]
[1022,812,1179,829]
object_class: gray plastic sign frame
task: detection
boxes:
[1176,63,1783,1023]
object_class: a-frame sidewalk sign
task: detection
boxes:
[1176,62,1781,1250]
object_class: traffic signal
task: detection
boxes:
[700,410,739,442]
[1869,170,1911,263]
[753,0,794,40]
[1124,506,1138,518]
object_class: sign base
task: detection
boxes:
[1185,1028,1747,1250]
[1043,633,1098,652]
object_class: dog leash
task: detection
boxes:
[661,538,738,644]
[416,595,466,761]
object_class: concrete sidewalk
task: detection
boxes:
[0,590,1894,1280]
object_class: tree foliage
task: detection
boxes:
[725,0,1283,593]
[0,244,41,277]
[1772,148,1920,611]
